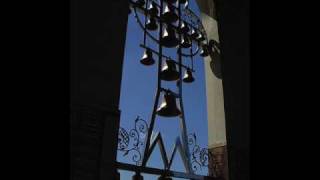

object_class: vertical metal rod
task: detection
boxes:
[177,1,193,174]
[141,0,164,167]
[190,45,194,70]
[143,0,149,45]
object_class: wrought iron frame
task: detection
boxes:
[117,0,218,179]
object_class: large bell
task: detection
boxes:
[146,17,158,31]
[162,4,178,23]
[160,59,179,81]
[140,48,155,65]
[191,28,199,39]
[161,26,179,48]
[183,68,195,83]
[180,21,190,33]
[156,91,181,117]
[200,44,210,57]
[148,2,159,17]
[181,34,192,48]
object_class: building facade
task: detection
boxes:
[196,0,229,179]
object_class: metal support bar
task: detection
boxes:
[116,162,216,180]
[177,1,193,174]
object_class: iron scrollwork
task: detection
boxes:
[118,116,148,165]
[188,133,215,176]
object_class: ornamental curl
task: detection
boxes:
[188,133,215,176]
[118,116,148,165]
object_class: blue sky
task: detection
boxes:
[117,0,209,179]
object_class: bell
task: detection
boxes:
[161,26,179,48]
[191,28,199,39]
[146,17,158,31]
[183,68,195,83]
[180,21,190,33]
[160,59,179,81]
[162,4,178,23]
[148,2,159,17]
[132,172,144,180]
[156,91,181,117]
[184,1,189,9]
[136,0,145,7]
[200,44,210,57]
[140,48,155,65]
[197,33,206,42]
[181,34,191,48]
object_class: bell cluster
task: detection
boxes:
[130,0,210,56]
[129,0,210,118]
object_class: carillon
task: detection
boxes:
[124,0,217,178]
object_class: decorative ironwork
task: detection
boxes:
[118,116,148,165]
[117,0,218,179]
[188,133,216,176]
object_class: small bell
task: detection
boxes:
[181,34,192,48]
[156,91,181,117]
[160,59,179,81]
[200,44,210,57]
[146,17,158,31]
[161,26,179,48]
[140,48,155,65]
[136,0,145,7]
[183,68,195,83]
[162,4,178,23]
[197,33,206,42]
[148,2,159,17]
[184,1,189,9]
[191,28,199,39]
[132,172,144,180]
[180,21,190,33]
